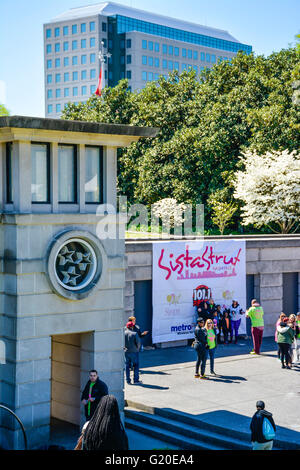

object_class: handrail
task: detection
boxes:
[0,404,28,450]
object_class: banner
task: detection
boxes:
[152,240,246,343]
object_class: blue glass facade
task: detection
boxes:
[115,15,252,54]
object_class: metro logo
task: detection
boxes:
[171,324,193,332]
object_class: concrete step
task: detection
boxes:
[125,407,251,450]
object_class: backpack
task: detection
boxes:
[262,417,275,440]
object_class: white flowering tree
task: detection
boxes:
[152,198,187,229]
[233,149,300,233]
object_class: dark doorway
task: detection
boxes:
[246,275,255,336]
[282,273,299,315]
[134,280,153,346]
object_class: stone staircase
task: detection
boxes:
[125,400,297,450]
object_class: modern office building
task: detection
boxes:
[44,2,252,118]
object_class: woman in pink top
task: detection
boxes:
[275,313,286,361]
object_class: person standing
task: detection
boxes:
[220,309,232,344]
[277,319,295,369]
[230,300,244,344]
[246,299,264,355]
[250,401,276,450]
[207,298,216,318]
[128,316,149,339]
[288,314,297,365]
[295,312,300,363]
[194,317,209,380]
[124,321,141,384]
[205,319,218,376]
[81,370,108,421]
[275,313,287,361]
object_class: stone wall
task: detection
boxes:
[124,238,300,339]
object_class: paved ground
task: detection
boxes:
[125,337,300,448]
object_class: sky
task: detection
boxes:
[0,0,299,117]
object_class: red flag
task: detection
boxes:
[95,66,103,96]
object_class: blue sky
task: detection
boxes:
[0,0,299,117]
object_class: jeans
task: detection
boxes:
[195,344,207,376]
[125,351,139,383]
[206,347,216,372]
[232,319,241,341]
[251,326,264,354]
[278,343,291,366]
[252,441,273,450]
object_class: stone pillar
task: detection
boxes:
[106,146,117,209]
[0,142,4,211]
[12,141,31,213]
[259,273,283,336]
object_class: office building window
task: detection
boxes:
[194,51,198,60]
[142,40,147,49]
[48,104,53,113]
[63,26,68,36]
[46,44,52,54]
[102,38,107,47]
[81,70,87,79]
[46,28,51,38]
[31,143,50,203]
[47,74,52,84]
[54,27,60,37]
[126,70,131,79]
[142,71,147,81]
[126,54,131,64]
[73,87,78,96]
[72,24,77,34]
[63,41,69,51]
[223,56,228,61]
[142,55,147,65]
[58,145,77,203]
[55,73,61,83]
[56,103,61,113]
[55,43,60,53]
[72,56,78,65]
[162,44,167,54]
[64,88,69,97]
[73,71,78,81]
[188,49,192,59]
[148,72,153,81]
[64,57,69,67]
[90,53,96,63]
[47,60,52,69]
[154,57,159,67]
[154,73,159,80]
[182,48,186,57]
[201,52,205,61]
[64,72,69,82]
[47,89,53,99]
[108,22,113,33]
[120,39,125,49]
[81,54,87,65]
[162,59,167,69]
[55,58,60,68]
[90,21,95,31]
[168,61,173,70]
[108,39,113,49]
[56,88,61,98]
[90,85,96,94]
[193,65,198,73]
[169,45,173,55]
[90,69,96,79]
[72,40,78,50]
[148,57,153,66]
[81,39,86,48]
[81,23,86,33]
[206,53,211,62]
[174,62,179,70]
[85,146,102,203]
[126,39,131,48]
[82,85,87,95]
[148,41,153,51]
[174,47,179,56]
[120,55,125,65]
[182,63,187,71]
[90,37,95,47]
[155,42,159,52]
[211,55,216,63]
[102,22,106,32]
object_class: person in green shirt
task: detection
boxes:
[205,319,218,376]
[246,299,264,355]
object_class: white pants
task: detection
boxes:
[252,441,273,450]
[292,338,300,363]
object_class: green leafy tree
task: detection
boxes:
[208,189,238,234]
[0,104,9,116]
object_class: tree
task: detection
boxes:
[0,104,9,116]
[233,149,300,234]
[208,189,237,235]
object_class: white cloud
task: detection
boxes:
[0,80,6,104]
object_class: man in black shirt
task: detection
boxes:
[81,370,108,420]
[250,401,276,450]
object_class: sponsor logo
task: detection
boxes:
[193,285,212,307]
[166,293,181,305]
[171,323,193,334]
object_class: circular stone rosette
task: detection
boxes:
[46,230,106,300]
